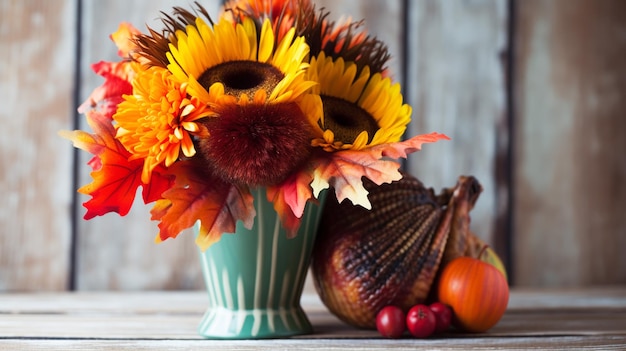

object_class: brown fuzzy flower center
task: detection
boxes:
[196,102,314,187]
[198,61,284,98]
[321,95,379,145]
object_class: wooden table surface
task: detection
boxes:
[1,287,625,350]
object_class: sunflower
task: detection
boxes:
[164,17,313,102]
[308,52,411,152]
[113,66,211,183]
[147,14,319,186]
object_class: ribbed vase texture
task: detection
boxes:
[198,187,325,339]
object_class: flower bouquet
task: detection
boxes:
[61,0,449,339]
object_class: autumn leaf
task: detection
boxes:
[311,132,450,209]
[78,23,140,116]
[373,132,450,159]
[311,150,401,209]
[59,111,171,219]
[266,170,316,237]
[151,160,256,251]
[78,61,134,117]
[142,166,174,204]
[110,22,141,58]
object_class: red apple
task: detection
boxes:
[406,304,436,338]
[376,305,406,338]
[429,302,452,333]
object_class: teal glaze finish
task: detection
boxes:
[198,187,326,339]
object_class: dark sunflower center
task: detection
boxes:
[198,61,284,98]
[321,95,379,144]
[196,102,314,187]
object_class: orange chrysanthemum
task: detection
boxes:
[114,66,211,183]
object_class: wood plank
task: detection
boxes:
[506,286,626,310]
[513,0,626,286]
[0,0,75,291]
[403,1,510,266]
[2,337,626,351]
[0,291,208,314]
[0,289,624,340]
[3,288,625,314]
[2,308,625,339]
[74,0,223,290]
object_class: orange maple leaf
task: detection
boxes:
[311,132,450,209]
[60,111,172,219]
[151,160,256,251]
[266,169,316,238]
[374,132,450,159]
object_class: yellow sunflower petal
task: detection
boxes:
[351,131,370,150]
[309,52,413,151]
[258,19,274,62]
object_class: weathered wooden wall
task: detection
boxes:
[513,0,626,286]
[403,0,509,270]
[0,0,75,291]
[1,0,625,291]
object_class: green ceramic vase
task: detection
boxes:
[197,187,325,339]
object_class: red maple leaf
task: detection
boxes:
[151,160,256,251]
[78,23,139,117]
[60,111,172,219]
[78,61,133,118]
